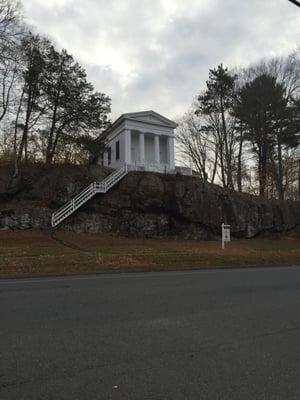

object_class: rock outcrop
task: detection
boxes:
[0,164,299,239]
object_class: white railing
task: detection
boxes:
[128,162,172,173]
[51,165,128,227]
[128,162,192,175]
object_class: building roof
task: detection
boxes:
[105,110,177,135]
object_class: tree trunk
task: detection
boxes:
[48,125,65,164]
[216,126,226,187]
[219,145,226,187]
[13,89,24,177]
[259,147,268,198]
[298,158,300,201]
[220,96,234,189]
[210,144,218,184]
[276,134,284,200]
[17,89,33,162]
[17,121,29,162]
[237,127,244,192]
[46,110,57,164]
[46,74,63,164]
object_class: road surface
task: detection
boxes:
[1,267,300,399]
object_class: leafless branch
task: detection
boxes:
[288,0,300,8]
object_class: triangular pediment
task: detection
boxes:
[123,111,177,128]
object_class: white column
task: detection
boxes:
[167,136,175,170]
[154,134,160,164]
[124,129,131,165]
[139,132,145,164]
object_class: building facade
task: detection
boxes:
[99,111,177,173]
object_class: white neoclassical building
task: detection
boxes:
[51,110,191,227]
[99,110,178,173]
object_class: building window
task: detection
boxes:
[116,140,120,160]
[108,148,111,165]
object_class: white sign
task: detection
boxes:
[222,223,231,249]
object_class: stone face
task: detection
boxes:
[0,165,299,239]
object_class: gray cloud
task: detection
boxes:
[23,0,300,120]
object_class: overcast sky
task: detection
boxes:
[23,0,300,121]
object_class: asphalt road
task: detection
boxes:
[1,267,300,400]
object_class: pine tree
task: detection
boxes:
[234,74,300,198]
[195,65,237,189]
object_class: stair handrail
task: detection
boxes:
[53,182,95,215]
[53,192,92,221]
[51,164,128,227]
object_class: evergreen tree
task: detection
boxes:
[17,32,50,162]
[195,65,237,189]
[234,74,299,198]
[43,48,111,163]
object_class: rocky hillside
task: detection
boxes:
[0,163,299,239]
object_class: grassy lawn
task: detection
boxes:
[0,230,299,277]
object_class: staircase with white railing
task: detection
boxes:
[51,164,128,227]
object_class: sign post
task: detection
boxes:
[221,223,231,249]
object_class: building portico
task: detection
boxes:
[127,130,175,168]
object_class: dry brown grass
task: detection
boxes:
[0,230,299,277]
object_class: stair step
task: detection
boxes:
[51,165,128,227]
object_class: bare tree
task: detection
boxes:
[0,50,19,124]
[245,50,300,100]
[0,0,22,125]
[176,110,218,182]
[0,0,22,57]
